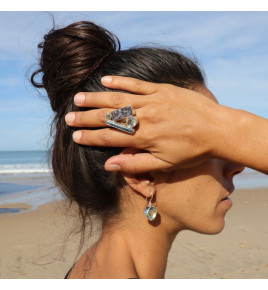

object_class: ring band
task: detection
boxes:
[105,105,138,134]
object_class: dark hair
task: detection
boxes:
[31,21,205,238]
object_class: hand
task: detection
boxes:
[65,76,222,173]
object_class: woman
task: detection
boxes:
[31,21,244,279]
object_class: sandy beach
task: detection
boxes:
[0,185,267,279]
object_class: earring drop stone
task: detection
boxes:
[144,206,157,221]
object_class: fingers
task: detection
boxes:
[72,128,139,147]
[65,108,110,127]
[74,91,149,109]
[101,76,158,95]
[104,152,172,174]
[65,107,142,128]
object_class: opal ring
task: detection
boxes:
[105,105,138,134]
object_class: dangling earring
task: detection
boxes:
[143,190,157,221]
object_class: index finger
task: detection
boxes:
[74,91,150,109]
[101,76,159,95]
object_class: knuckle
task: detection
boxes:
[146,129,157,144]
[77,112,88,126]
[133,79,142,91]
[158,90,168,102]
[100,130,112,143]
[163,83,172,90]
[158,85,169,99]
[162,83,172,92]
[112,93,124,107]
[99,110,108,123]
[73,112,82,125]
[135,128,152,148]
[160,166,170,173]
[141,106,159,123]
[151,95,163,105]
[160,83,172,94]
[122,159,139,174]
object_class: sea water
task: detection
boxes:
[0,150,268,189]
[0,150,51,175]
[0,150,59,214]
[0,150,267,214]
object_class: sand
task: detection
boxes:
[0,187,268,279]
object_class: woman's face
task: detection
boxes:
[155,87,245,235]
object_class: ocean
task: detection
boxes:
[0,150,267,214]
[0,150,51,175]
[0,150,59,214]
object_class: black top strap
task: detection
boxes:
[64,266,74,279]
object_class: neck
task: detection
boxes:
[96,209,182,278]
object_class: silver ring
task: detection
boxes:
[105,105,138,134]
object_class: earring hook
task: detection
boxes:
[145,189,154,208]
[143,189,157,221]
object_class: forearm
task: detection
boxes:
[211,106,268,174]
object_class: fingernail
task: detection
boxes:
[65,112,75,123]
[73,131,82,141]
[101,76,112,85]
[142,180,150,185]
[74,93,85,105]
[105,164,121,171]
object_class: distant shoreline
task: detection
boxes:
[0,149,268,216]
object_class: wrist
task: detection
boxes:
[207,104,241,160]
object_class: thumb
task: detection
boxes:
[105,152,171,174]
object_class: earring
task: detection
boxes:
[143,190,157,221]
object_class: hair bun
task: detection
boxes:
[31,21,120,112]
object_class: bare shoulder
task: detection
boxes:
[67,243,97,279]
[68,242,139,279]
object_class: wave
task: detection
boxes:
[0,163,52,174]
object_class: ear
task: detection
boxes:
[121,172,156,198]
[119,148,156,198]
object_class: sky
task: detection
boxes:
[1,11,268,151]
